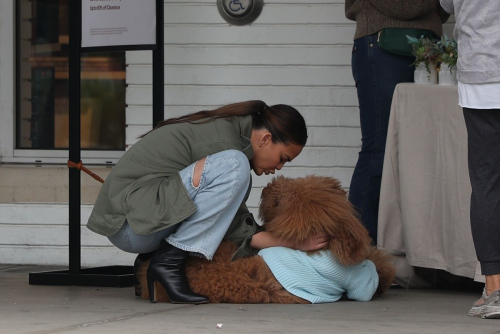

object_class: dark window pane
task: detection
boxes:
[17,0,126,150]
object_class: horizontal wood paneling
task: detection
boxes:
[249,167,354,188]
[0,167,111,204]
[126,86,358,106]
[126,106,360,127]
[127,65,354,86]
[0,225,109,247]
[0,245,135,266]
[0,204,93,226]
[126,125,361,148]
[162,26,355,45]
[163,3,352,25]
[0,203,131,266]
[127,46,353,66]
[290,147,359,167]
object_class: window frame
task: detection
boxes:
[0,0,124,166]
[0,0,15,163]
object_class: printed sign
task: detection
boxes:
[81,0,156,49]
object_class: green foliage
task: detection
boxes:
[406,35,440,75]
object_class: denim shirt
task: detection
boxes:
[87,115,255,246]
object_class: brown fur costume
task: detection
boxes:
[138,175,395,303]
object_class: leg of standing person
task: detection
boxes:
[348,33,414,245]
[463,108,500,319]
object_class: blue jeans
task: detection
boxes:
[108,150,251,260]
[349,34,415,245]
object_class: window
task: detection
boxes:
[16,0,126,153]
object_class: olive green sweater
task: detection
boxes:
[345,0,450,40]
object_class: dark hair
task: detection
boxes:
[140,100,308,146]
[252,104,307,146]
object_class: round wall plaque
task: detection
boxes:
[217,0,263,26]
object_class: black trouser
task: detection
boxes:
[463,108,500,276]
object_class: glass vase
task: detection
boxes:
[438,63,458,86]
[414,62,437,85]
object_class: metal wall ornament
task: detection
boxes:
[217,0,263,26]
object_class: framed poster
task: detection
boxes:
[81,0,156,51]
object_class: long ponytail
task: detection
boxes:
[140,100,266,138]
[140,100,308,147]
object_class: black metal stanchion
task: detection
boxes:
[68,0,82,280]
[29,0,163,287]
[153,0,165,127]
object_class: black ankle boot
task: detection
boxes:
[147,240,209,304]
[134,251,155,297]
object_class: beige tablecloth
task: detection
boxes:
[378,83,483,284]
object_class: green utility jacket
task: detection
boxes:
[87,115,263,260]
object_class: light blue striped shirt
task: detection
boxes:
[259,247,378,304]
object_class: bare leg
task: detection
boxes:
[192,157,206,187]
[486,274,500,295]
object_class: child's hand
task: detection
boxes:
[291,234,330,252]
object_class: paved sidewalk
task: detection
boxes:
[1,265,499,334]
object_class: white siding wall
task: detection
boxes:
[0,1,456,266]
[126,0,361,221]
[0,204,135,266]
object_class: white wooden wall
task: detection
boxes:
[0,1,455,266]
[126,0,360,221]
[0,204,136,266]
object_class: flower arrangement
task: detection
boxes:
[406,35,440,75]
[436,34,458,71]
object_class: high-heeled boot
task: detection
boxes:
[147,240,209,304]
[134,251,155,297]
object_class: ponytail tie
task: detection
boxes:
[260,104,269,114]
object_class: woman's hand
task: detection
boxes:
[290,233,330,252]
[250,231,330,251]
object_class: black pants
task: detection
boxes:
[463,108,500,276]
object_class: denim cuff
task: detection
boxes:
[166,238,214,260]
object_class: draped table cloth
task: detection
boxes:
[378,83,483,285]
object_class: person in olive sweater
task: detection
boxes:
[87,100,329,304]
[345,1,449,245]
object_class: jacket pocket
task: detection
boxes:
[125,174,157,202]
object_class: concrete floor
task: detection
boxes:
[1,265,499,334]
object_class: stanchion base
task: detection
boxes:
[29,266,134,287]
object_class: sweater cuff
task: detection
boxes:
[439,0,454,15]
[231,235,259,261]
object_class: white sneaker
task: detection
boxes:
[468,289,500,319]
